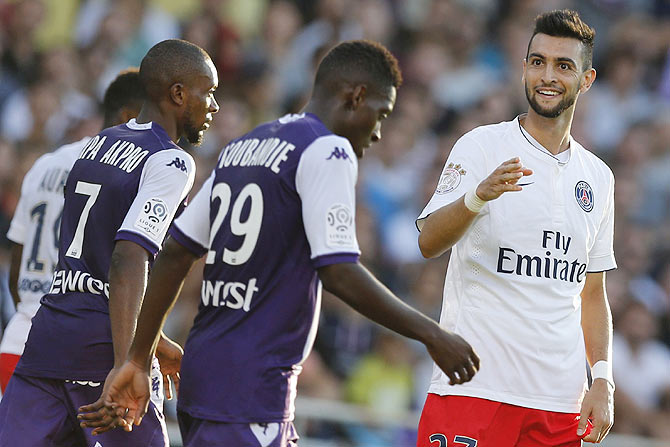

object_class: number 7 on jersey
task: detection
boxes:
[65,181,101,259]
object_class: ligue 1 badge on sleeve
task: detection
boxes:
[436,162,466,195]
[575,180,594,212]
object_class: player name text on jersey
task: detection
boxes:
[38,166,70,195]
[218,137,295,174]
[78,135,149,173]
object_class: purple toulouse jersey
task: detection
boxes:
[170,113,360,422]
[16,119,195,381]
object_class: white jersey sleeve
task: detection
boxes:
[170,170,214,255]
[587,170,616,272]
[296,134,361,266]
[6,167,35,245]
[117,148,195,256]
[416,133,489,230]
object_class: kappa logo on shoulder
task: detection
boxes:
[326,147,352,163]
[167,157,188,172]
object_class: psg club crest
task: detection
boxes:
[575,181,594,212]
[436,163,466,195]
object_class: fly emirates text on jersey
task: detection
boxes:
[496,230,587,283]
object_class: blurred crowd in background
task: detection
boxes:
[0,0,669,444]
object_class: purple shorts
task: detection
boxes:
[178,410,299,447]
[0,373,168,447]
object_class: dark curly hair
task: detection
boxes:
[313,40,402,95]
[102,68,144,127]
[527,9,595,70]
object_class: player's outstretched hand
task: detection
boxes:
[577,379,614,443]
[78,361,151,434]
[426,329,480,385]
[476,157,533,201]
[77,367,127,435]
[156,334,183,400]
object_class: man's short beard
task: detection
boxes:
[525,84,576,118]
[185,124,204,145]
[183,110,204,146]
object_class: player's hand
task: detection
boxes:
[78,361,152,434]
[156,334,183,400]
[77,367,129,435]
[577,379,614,443]
[475,157,533,201]
[426,329,480,385]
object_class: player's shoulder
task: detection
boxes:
[52,136,91,164]
[446,121,512,160]
[299,133,357,174]
[24,137,87,178]
[101,120,180,154]
[277,112,348,152]
[146,146,195,176]
[463,119,516,142]
[572,139,614,181]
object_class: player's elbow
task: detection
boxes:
[418,232,442,258]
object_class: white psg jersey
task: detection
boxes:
[417,117,616,413]
[1,138,87,355]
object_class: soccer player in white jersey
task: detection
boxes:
[78,40,480,446]
[415,10,615,446]
[0,69,144,393]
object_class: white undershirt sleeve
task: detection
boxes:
[6,166,35,244]
[296,135,360,267]
[116,148,195,256]
[170,171,215,256]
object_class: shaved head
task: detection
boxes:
[139,39,213,102]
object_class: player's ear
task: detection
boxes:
[170,83,185,106]
[350,84,367,110]
[579,68,596,93]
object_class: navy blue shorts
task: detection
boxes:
[178,410,299,447]
[0,373,168,447]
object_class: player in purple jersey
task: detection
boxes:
[0,68,145,394]
[79,40,480,447]
[0,39,218,447]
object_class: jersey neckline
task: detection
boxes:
[514,115,573,166]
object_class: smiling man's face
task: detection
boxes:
[523,33,593,118]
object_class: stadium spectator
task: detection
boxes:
[612,299,670,439]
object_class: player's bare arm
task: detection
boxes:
[578,271,614,443]
[419,157,533,258]
[108,241,151,372]
[79,237,199,432]
[8,242,22,307]
[318,262,480,385]
[77,240,150,434]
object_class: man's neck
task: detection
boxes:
[520,109,574,155]
[136,105,178,142]
[302,98,329,128]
